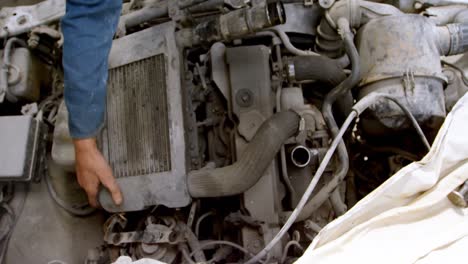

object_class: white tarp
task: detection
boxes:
[296,93,468,264]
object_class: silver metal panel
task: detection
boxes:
[225,46,283,258]
[0,115,43,181]
[99,22,190,212]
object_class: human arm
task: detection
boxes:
[61,0,123,207]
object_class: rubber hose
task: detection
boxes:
[188,111,300,197]
[290,54,352,116]
[290,19,361,222]
[292,56,346,85]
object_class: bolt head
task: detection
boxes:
[17,15,27,25]
[448,191,467,207]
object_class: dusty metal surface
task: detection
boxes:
[0,0,64,38]
[357,15,447,131]
[2,0,468,263]
[6,162,104,264]
[224,45,284,258]
[99,22,191,212]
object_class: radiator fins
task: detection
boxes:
[106,55,171,179]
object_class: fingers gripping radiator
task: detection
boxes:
[98,22,191,212]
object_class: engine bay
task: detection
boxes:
[1,0,468,263]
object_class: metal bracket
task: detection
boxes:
[104,215,185,246]
[403,69,416,91]
[0,0,65,39]
[104,224,180,245]
[225,0,251,9]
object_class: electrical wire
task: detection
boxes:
[195,211,214,237]
[384,96,431,151]
[187,240,271,263]
[189,240,253,258]
[442,60,468,86]
[44,169,96,217]
[280,240,305,264]
[0,204,14,242]
[0,184,28,264]
[181,247,197,264]
[352,93,431,151]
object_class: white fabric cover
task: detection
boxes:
[296,93,468,264]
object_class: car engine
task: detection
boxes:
[0,0,468,263]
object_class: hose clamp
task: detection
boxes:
[287,60,296,82]
[447,24,460,56]
[290,109,307,142]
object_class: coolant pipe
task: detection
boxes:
[188,111,300,198]
[290,145,312,168]
[286,18,361,223]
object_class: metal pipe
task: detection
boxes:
[290,145,312,168]
[120,5,168,30]
[0,37,27,103]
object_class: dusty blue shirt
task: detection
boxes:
[61,0,122,138]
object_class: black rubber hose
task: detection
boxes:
[291,56,346,85]
[188,111,300,198]
[290,19,360,222]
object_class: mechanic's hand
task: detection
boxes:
[73,138,123,208]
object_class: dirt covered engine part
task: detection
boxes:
[1,0,468,263]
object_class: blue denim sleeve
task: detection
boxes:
[61,0,122,139]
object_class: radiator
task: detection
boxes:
[99,22,191,212]
[107,55,171,178]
